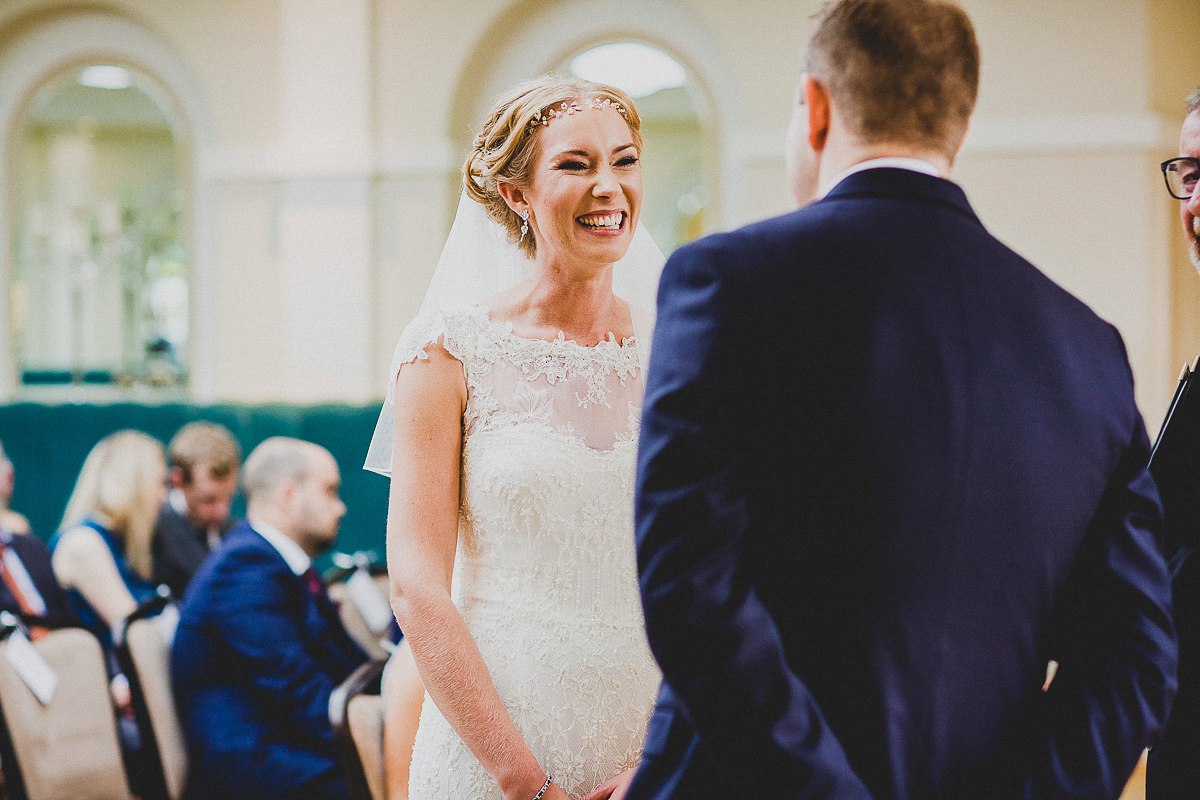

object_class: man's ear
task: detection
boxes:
[496,181,527,216]
[805,75,831,153]
[951,118,971,164]
[170,466,186,490]
[278,481,297,515]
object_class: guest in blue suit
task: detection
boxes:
[629,2,1177,798]
[173,437,367,800]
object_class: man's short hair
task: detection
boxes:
[806,0,980,156]
[168,421,241,483]
[1188,87,1200,116]
[242,437,318,505]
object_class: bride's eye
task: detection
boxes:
[556,159,588,171]
[615,156,639,167]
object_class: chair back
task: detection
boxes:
[329,659,386,800]
[114,590,186,800]
[123,617,187,800]
[0,626,132,800]
[328,572,393,660]
[348,694,385,800]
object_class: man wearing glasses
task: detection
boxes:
[1149,86,1200,799]
[1162,91,1200,272]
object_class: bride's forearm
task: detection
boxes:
[394,588,547,800]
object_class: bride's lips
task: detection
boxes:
[576,210,627,234]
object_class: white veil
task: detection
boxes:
[364,192,666,476]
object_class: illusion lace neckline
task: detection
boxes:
[475,305,638,352]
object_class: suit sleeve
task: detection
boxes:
[208,555,341,743]
[1147,545,1200,796]
[151,519,190,601]
[1033,333,1177,798]
[11,535,77,628]
[635,242,874,799]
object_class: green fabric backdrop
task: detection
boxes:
[0,402,390,572]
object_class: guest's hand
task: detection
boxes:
[110,673,132,712]
[580,767,636,800]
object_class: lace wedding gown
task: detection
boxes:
[398,305,661,800]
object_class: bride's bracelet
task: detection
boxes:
[530,775,553,800]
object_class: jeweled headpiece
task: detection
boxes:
[528,96,630,131]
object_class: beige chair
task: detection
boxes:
[0,625,132,800]
[329,658,387,800]
[328,572,394,660]
[117,612,187,800]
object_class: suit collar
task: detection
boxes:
[248,519,311,576]
[818,157,943,199]
[822,167,981,226]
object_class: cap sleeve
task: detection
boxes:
[363,307,482,476]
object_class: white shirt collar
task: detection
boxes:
[248,518,311,576]
[169,488,188,517]
[818,157,944,200]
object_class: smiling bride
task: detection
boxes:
[364,76,665,800]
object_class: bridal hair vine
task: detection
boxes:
[528,97,629,130]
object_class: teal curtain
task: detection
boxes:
[0,403,390,573]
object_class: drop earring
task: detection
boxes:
[519,210,530,241]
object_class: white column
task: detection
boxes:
[274,0,375,402]
[278,0,373,173]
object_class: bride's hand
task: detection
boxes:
[579,767,636,800]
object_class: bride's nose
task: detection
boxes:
[592,164,618,197]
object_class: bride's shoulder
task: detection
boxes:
[389,306,491,371]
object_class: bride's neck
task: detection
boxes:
[499,261,626,343]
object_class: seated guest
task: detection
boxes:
[172,437,368,800]
[0,439,31,535]
[0,438,76,635]
[50,430,167,644]
[49,430,168,785]
[153,421,241,599]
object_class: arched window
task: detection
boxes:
[11,63,188,391]
[560,42,711,251]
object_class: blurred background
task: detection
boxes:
[0,0,1198,561]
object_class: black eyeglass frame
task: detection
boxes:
[1161,157,1200,200]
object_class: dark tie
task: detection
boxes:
[301,566,324,598]
[300,566,361,661]
[301,566,344,625]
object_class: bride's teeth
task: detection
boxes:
[580,212,622,229]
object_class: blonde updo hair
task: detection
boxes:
[61,430,166,581]
[464,74,642,258]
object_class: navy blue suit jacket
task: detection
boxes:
[1147,549,1200,797]
[630,168,1178,800]
[0,531,75,629]
[153,502,235,601]
[172,522,367,800]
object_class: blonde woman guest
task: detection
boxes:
[50,430,168,644]
[366,75,664,800]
